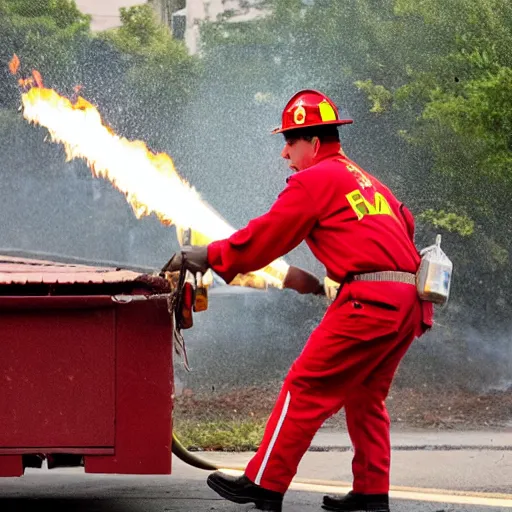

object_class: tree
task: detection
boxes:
[0,0,90,107]
[3,0,90,29]
[96,4,201,149]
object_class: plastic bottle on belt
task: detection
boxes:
[416,234,453,305]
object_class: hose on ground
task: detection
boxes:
[171,432,222,470]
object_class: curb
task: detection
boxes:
[308,444,512,452]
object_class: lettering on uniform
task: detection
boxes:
[346,189,394,220]
[346,163,372,189]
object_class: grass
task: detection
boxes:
[173,419,266,451]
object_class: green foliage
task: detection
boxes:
[174,419,265,451]
[99,5,200,109]
[0,0,91,103]
[2,0,90,29]
[488,239,509,267]
[354,79,393,114]
[103,5,191,60]
[419,209,474,236]
[119,4,160,46]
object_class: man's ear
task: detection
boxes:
[312,136,321,155]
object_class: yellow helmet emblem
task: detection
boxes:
[319,100,337,121]
[293,105,306,125]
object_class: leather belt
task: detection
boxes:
[352,271,416,285]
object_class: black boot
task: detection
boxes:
[207,471,283,511]
[322,491,390,511]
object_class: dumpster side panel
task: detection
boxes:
[0,307,116,447]
[85,298,173,475]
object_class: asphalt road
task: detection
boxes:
[1,452,511,512]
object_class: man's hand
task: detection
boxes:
[323,276,340,301]
[161,245,209,274]
[283,265,324,295]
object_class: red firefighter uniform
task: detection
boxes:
[207,150,433,495]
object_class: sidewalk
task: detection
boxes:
[311,427,512,451]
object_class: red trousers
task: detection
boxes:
[245,280,429,494]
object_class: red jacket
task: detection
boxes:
[208,152,421,286]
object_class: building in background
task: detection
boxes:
[150,0,265,54]
[148,0,184,29]
[75,0,265,54]
[75,0,145,31]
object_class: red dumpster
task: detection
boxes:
[0,255,174,477]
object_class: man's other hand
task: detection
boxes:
[283,266,324,295]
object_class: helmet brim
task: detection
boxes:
[271,118,354,135]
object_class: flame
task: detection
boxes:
[8,54,20,75]
[31,69,43,88]
[18,77,33,89]
[11,62,289,288]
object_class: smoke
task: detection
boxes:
[463,325,512,392]
[175,287,326,392]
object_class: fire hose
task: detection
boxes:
[171,432,221,471]
[162,255,245,471]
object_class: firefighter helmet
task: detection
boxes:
[272,89,353,134]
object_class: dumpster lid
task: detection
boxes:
[0,255,170,296]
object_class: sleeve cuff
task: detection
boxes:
[207,241,237,284]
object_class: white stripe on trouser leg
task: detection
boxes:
[255,390,291,486]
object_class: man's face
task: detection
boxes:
[281,136,317,173]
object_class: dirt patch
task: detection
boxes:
[174,384,512,431]
[378,387,512,430]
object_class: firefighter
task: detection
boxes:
[164,89,434,512]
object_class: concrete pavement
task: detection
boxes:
[0,455,511,511]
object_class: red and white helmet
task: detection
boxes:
[272,89,353,134]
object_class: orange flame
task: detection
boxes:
[12,60,289,288]
[18,77,33,89]
[32,69,43,88]
[8,54,20,75]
